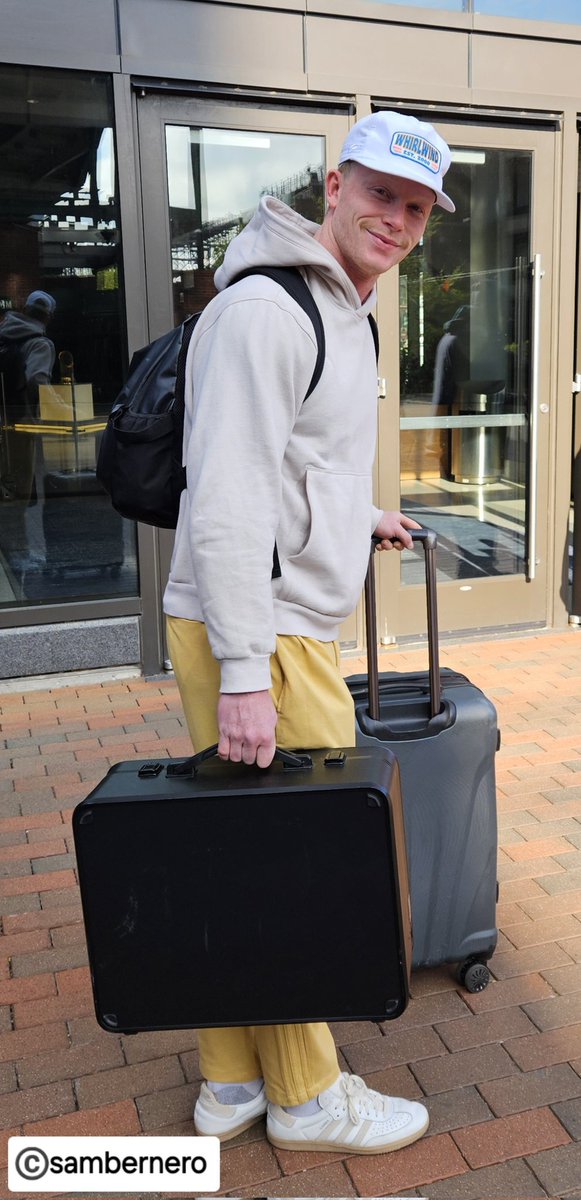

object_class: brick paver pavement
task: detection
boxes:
[1,627,581,1198]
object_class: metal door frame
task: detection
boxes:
[134,91,353,671]
[375,119,557,643]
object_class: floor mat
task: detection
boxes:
[401,507,525,585]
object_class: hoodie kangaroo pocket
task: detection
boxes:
[279,467,372,618]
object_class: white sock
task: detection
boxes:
[282,1097,321,1117]
[207,1077,263,1104]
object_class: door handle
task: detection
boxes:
[528,253,543,581]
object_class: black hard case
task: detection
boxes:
[347,530,498,990]
[73,746,412,1033]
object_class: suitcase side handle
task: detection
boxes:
[167,744,313,777]
[367,527,441,721]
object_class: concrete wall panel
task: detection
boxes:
[1,0,120,71]
[0,618,141,680]
[472,33,581,99]
[305,14,469,98]
[119,0,307,90]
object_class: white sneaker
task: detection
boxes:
[266,1072,429,1154]
[194,1081,268,1141]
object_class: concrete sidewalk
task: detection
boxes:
[1,628,581,1199]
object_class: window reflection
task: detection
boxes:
[0,66,138,608]
[367,0,465,9]
[368,0,581,22]
[475,0,580,22]
[399,147,532,585]
[165,126,325,324]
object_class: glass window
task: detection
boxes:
[368,0,581,21]
[398,147,532,586]
[165,126,325,325]
[0,66,138,609]
[366,1,466,10]
[474,0,581,21]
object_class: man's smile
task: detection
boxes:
[366,228,403,250]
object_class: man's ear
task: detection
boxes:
[325,168,343,211]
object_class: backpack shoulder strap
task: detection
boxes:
[368,312,379,364]
[232,266,325,399]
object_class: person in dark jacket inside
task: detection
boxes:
[0,290,56,568]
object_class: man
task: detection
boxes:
[164,110,454,1154]
[0,291,56,565]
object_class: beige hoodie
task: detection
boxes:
[163,196,382,693]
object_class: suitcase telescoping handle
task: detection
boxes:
[366,527,441,722]
[167,744,313,777]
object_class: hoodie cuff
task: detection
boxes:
[371,505,383,535]
[220,655,272,694]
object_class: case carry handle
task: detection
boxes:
[166,744,313,777]
[366,527,441,721]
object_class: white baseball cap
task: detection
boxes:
[339,111,455,214]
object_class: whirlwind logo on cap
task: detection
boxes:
[390,132,441,175]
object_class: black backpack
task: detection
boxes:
[96,266,379,529]
[97,268,324,529]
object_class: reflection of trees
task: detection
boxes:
[170,213,246,272]
[400,258,470,396]
[207,217,246,269]
[260,166,325,224]
[171,165,324,274]
[400,211,470,396]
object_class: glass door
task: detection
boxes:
[375,122,555,641]
[135,94,351,664]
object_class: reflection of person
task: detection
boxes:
[432,306,469,411]
[0,291,56,564]
[164,111,454,1155]
[428,306,469,461]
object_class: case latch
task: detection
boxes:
[137,762,164,778]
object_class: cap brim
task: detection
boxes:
[435,190,455,214]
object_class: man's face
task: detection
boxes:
[320,162,435,299]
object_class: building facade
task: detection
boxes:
[1,0,581,679]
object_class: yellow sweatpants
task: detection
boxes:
[166,615,356,1105]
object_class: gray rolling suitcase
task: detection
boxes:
[347,528,498,992]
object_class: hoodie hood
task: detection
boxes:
[0,309,47,344]
[215,195,376,316]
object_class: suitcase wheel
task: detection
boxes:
[457,957,491,993]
